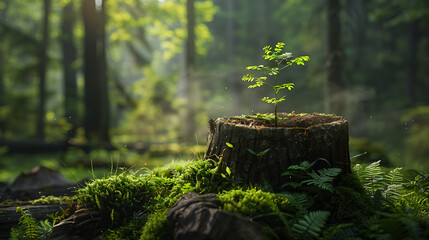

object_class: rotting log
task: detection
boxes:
[204,113,351,190]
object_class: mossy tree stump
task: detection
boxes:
[204,113,350,190]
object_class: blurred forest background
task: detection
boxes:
[1,0,429,182]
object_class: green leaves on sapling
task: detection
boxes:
[242,41,309,127]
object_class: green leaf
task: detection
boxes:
[261,97,276,104]
[242,74,255,82]
[226,167,231,176]
[247,149,257,155]
[260,149,270,156]
[291,56,310,65]
[226,142,234,148]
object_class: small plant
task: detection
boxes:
[242,42,309,127]
[10,207,56,240]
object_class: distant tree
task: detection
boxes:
[36,0,51,141]
[0,1,5,137]
[184,0,196,142]
[406,20,420,105]
[82,0,110,144]
[326,0,344,115]
[0,44,4,137]
[61,2,79,138]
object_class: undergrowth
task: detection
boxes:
[10,155,429,240]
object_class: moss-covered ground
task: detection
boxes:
[9,156,429,240]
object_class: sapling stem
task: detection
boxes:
[274,75,278,127]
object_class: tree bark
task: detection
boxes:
[61,2,78,138]
[82,0,110,144]
[326,0,344,115]
[36,0,51,141]
[205,114,350,190]
[184,0,196,142]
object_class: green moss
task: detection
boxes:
[31,195,72,205]
[140,209,170,240]
[218,188,290,217]
[101,219,145,240]
[75,172,171,226]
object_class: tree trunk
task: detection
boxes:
[61,2,78,138]
[204,114,350,190]
[184,0,196,142]
[226,0,243,115]
[0,44,5,137]
[406,20,420,106]
[0,0,10,137]
[326,0,344,115]
[36,0,51,141]
[82,0,110,144]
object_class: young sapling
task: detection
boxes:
[242,42,309,127]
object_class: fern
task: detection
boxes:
[383,168,403,200]
[302,168,342,193]
[354,161,384,197]
[10,207,39,240]
[322,223,357,240]
[292,210,331,239]
[277,192,312,214]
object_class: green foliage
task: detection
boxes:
[242,42,309,126]
[101,219,146,240]
[280,160,342,193]
[400,171,429,220]
[291,210,331,239]
[10,207,55,240]
[353,160,404,199]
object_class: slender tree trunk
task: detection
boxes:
[226,0,241,115]
[82,0,110,144]
[406,20,420,106]
[98,0,110,143]
[184,0,196,142]
[326,0,344,115]
[61,2,78,138]
[0,0,10,137]
[0,44,4,137]
[36,0,51,141]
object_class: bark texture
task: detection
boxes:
[205,114,350,189]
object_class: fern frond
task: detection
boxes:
[12,207,39,240]
[292,210,331,239]
[277,192,312,214]
[359,161,384,196]
[302,168,342,192]
[322,223,357,240]
[383,168,404,200]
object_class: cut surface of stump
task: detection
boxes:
[204,113,350,190]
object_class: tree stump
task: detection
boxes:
[204,113,350,190]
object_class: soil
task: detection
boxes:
[227,113,343,128]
